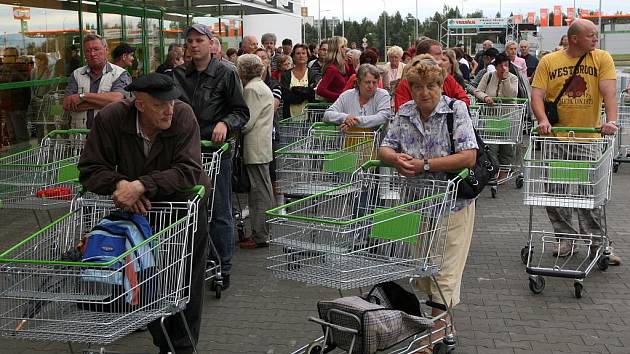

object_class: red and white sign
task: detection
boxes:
[513,15,523,24]
[540,8,549,26]
[13,7,30,20]
[553,5,562,26]
[527,12,536,24]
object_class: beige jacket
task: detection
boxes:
[474,71,519,101]
[242,77,274,164]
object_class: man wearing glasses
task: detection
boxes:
[63,34,131,129]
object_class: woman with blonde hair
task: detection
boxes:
[316,36,355,102]
[379,54,477,342]
[381,45,405,91]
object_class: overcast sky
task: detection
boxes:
[302,0,630,21]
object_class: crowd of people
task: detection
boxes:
[0,16,622,353]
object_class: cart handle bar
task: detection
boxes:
[77,183,206,198]
[200,141,229,152]
[46,129,90,138]
[531,127,602,134]
[310,121,384,132]
[304,102,332,109]
[360,159,470,179]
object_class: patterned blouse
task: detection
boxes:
[381,96,478,209]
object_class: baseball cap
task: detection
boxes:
[184,24,213,40]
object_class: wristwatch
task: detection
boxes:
[79,93,86,102]
[423,159,430,174]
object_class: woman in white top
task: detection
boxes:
[323,63,391,132]
[381,45,405,91]
[280,44,318,118]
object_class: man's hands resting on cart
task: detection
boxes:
[113,180,151,215]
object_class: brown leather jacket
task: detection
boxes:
[79,98,210,202]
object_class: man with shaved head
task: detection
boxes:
[531,19,620,264]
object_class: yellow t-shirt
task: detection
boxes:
[532,49,616,132]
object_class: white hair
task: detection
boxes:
[505,40,518,49]
[387,45,404,58]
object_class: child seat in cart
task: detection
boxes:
[521,127,614,298]
[0,186,205,353]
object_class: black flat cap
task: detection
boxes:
[125,73,181,100]
[112,43,135,59]
[184,23,213,39]
[484,48,499,58]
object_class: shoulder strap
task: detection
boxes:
[486,71,493,87]
[446,99,456,154]
[554,53,587,105]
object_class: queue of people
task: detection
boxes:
[0,17,621,353]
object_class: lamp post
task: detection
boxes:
[342,0,345,38]
[382,0,387,60]
[415,0,419,40]
[317,0,321,44]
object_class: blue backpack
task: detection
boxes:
[81,211,154,305]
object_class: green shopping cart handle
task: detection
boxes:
[310,122,385,131]
[531,127,602,134]
[200,141,229,152]
[304,102,332,109]
[46,129,90,137]
[78,183,205,198]
[486,97,529,103]
[360,159,470,180]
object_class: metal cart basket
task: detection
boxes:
[521,127,614,298]
[0,187,204,352]
[613,90,630,172]
[276,102,330,149]
[0,129,89,210]
[201,141,228,299]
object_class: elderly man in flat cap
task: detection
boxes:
[78,72,210,354]
[172,23,249,291]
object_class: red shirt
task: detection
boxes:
[316,64,355,102]
[393,74,470,112]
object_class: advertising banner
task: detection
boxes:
[527,12,536,24]
[540,8,549,26]
[553,5,562,26]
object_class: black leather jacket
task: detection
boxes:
[172,58,249,141]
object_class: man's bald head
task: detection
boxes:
[568,19,597,37]
[243,36,259,54]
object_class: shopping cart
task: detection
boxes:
[28,90,68,134]
[267,160,466,353]
[0,186,205,353]
[276,102,330,149]
[613,89,630,173]
[476,97,528,197]
[521,127,614,298]
[275,123,379,200]
[0,129,89,213]
[201,141,229,299]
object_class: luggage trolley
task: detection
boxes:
[0,129,89,225]
[201,141,229,299]
[0,186,205,353]
[275,123,379,201]
[266,161,466,353]
[475,97,528,197]
[613,89,630,172]
[276,103,331,149]
[521,127,614,298]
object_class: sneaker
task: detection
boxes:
[239,239,269,249]
[552,240,573,257]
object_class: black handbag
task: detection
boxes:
[544,53,587,125]
[446,100,497,199]
[231,135,250,193]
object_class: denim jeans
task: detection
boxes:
[209,157,235,274]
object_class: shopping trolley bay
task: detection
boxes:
[0,163,629,353]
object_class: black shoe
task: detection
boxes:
[222,274,230,290]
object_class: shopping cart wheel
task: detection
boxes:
[491,186,497,198]
[305,342,323,354]
[597,255,610,271]
[214,283,223,299]
[515,175,524,189]
[613,162,620,173]
[528,276,545,294]
[520,246,532,265]
[573,281,583,298]
[432,342,448,354]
